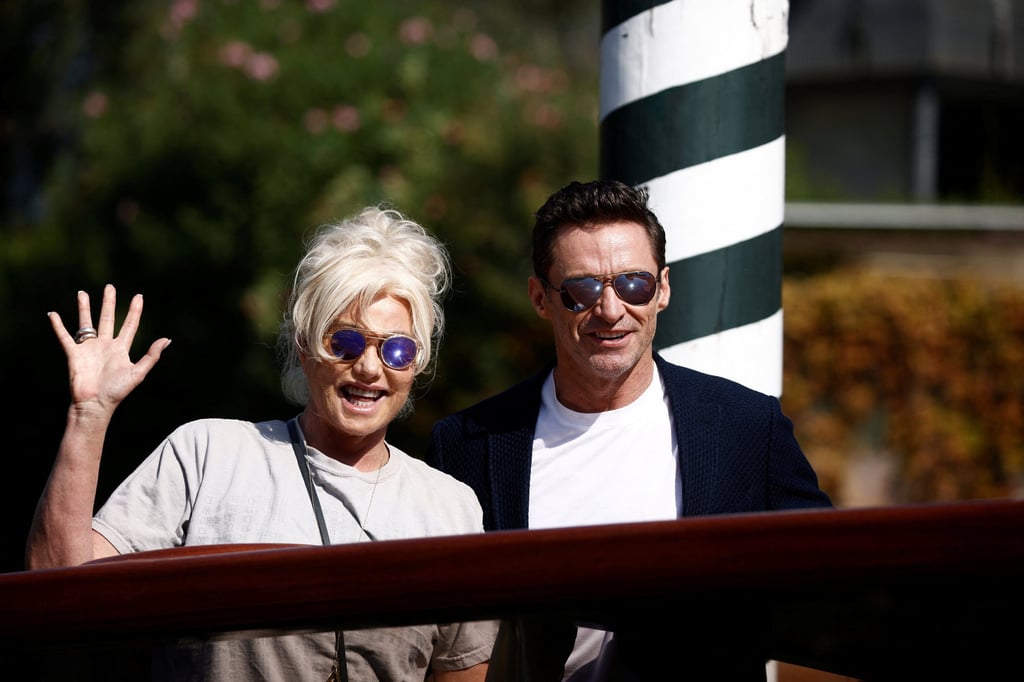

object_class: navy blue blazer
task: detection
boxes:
[427,353,832,532]
[428,354,833,680]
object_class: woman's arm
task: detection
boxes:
[26,284,170,569]
[433,662,488,682]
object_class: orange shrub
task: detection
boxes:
[782,268,1024,505]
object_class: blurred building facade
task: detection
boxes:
[784,0,1024,282]
[786,0,1024,203]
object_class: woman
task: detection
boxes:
[27,206,496,681]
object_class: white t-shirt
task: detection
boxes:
[529,370,680,529]
[94,417,496,681]
[529,370,680,680]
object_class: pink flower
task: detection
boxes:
[332,105,361,133]
[525,103,562,129]
[169,0,198,24]
[516,65,544,92]
[399,17,433,45]
[305,0,336,13]
[245,52,280,81]
[515,65,568,94]
[469,33,498,61]
[82,91,108,119]
[162,0,198,38]
[219,41,252,68]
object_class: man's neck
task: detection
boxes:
[551,361,656,413]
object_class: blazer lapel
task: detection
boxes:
[677,398,721,517]
[486,426,535,530]
[657,356,722,517]
[483,368,548,531]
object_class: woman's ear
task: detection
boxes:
[297,340,316,369]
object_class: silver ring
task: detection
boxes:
[74,326,98,344]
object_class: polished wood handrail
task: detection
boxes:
[86,542,303,562]
[1,500,1021,678]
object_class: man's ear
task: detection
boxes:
[528,276,552,320]
[656,266,670,312]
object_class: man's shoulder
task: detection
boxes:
[655,354,774,404]
[655,354,721,388]
[432,367,549,435]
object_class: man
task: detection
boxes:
[427,179,832,680]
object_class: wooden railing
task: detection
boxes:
[1,500,1021,679]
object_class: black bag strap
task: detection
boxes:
[288,417,347,682]
[289,418,331,545]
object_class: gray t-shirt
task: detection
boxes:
[94,417,496,681]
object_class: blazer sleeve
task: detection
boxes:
[657,355,833,515]
[427,371,548,531]
[764,395,833,510]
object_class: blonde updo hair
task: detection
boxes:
[278,205,451,405]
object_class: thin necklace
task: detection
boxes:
[288,418,386,542]
[358,449,387,538]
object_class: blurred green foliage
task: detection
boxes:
[4,1,1020,578]
[1,0,598,572]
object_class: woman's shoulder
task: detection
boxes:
[163,417,292,450]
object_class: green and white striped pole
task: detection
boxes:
[600,0,789,397]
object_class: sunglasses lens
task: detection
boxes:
[329,329,366,360]
[329,329,418,369]
[560,278,604,312]
[614,272,657,305]
[380,336,418,369]
[557,272,657,312]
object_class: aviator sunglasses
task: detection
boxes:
[325,328,419,370]
[541,270,659,313]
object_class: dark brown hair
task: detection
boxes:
[532,179,667,280]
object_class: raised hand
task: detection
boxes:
[48,283,171,416]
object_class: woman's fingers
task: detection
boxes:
[47,311,75,350]
[115,291,145,345]
[55,285,168,356]
[72,289,100,344]
[133,338,173,380]
[75,289,94,331]
[96,283,118,338]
